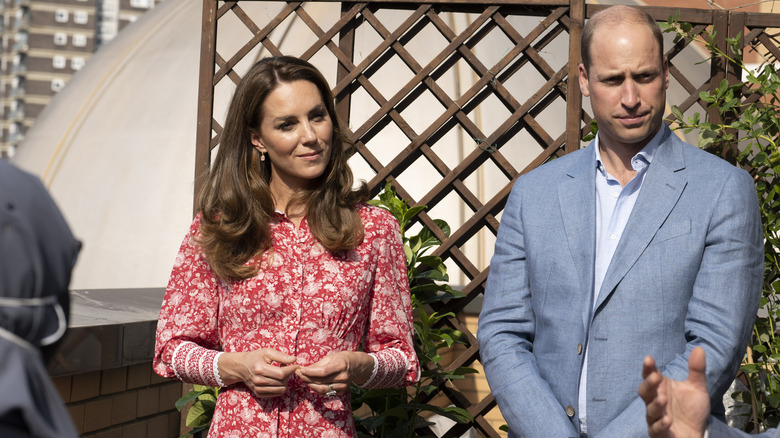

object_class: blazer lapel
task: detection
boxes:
[558,145,597,330]
[594,129,688,312]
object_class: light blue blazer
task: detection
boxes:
[478,125,763,437]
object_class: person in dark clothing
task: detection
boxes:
[0,160,80,438]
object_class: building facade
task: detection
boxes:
[0,0,161,158]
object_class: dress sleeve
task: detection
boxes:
[153,215,225,388]
[360,209,420,388]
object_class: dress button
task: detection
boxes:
[577,343,583,355]
[566,405,575,417]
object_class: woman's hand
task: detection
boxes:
[218,349,299,398]
[296,351,374,396]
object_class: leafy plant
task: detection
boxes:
[353,181,476,437]
[174,182,477,437]
[176,385,219,438]
[662,12,780,432]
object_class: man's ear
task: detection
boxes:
[578,63,590,97]
[662,56,670,90]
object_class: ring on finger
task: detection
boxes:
[326,383,337,397]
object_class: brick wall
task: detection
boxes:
[52,362,182,438]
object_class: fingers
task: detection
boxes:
[297,354,347,382]
[296,353,353,396]
[245,364,300,398]
[639,356,661,404]
[259,363,299,380]
[640,355,671,437]
[262,349,297,366]
[309,381,348,396]
[647,410,672,438]
[642,355,658,380]
[687,347,707,388]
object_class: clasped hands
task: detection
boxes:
[218,348,374,398]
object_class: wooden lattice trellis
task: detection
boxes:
[194,1,780,436]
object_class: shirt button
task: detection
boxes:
[609,234,616,240]
[612,192,619,198]
[566,405,575,417]
[577,343,583,355]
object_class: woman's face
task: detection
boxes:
[250,80,333,193]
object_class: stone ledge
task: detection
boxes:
[48,288,165,377]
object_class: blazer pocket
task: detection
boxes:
[652,219,691,244]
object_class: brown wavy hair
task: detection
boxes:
[197,56,368,280]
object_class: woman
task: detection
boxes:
[153,56,419,437]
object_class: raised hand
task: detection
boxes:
[639,347,710,438]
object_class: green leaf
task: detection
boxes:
[671,105,685,122]
[741,363,760,374]
[186,399,215,428]
[175,389,205,412]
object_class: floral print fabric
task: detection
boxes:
[153,205,419,437]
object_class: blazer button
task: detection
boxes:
[577,343,583,355]
[566,405,575,417]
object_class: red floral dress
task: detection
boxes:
[153,205,419,437]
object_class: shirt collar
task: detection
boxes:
[594,126,664,175]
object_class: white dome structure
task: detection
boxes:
[13,0,201,289]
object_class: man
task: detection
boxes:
[640,348,776,438]
[0,160,80,437]
[477,5,763,437]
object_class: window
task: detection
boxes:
[130,0,152,8]
[51,78,65,92]
[72,34,86,47]
[71,56,85,71]
[13,31,27,50]
[119,14,137,24]
[52,55,66,69]
[74,10,88,25]
[54,9,68,23]
[53,33,67,46]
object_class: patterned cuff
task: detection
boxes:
[171,341,225,387]
[356,353,379,388]
[359,348,409,389]
[213,352,225,387]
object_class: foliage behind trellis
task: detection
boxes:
[194,1,780,436]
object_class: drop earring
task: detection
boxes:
[260,152,266,162]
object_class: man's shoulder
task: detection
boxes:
[664,135,745,178]
[519,146,591,182]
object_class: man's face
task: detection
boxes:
[578,22,669,152]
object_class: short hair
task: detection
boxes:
[580,6,664,73]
